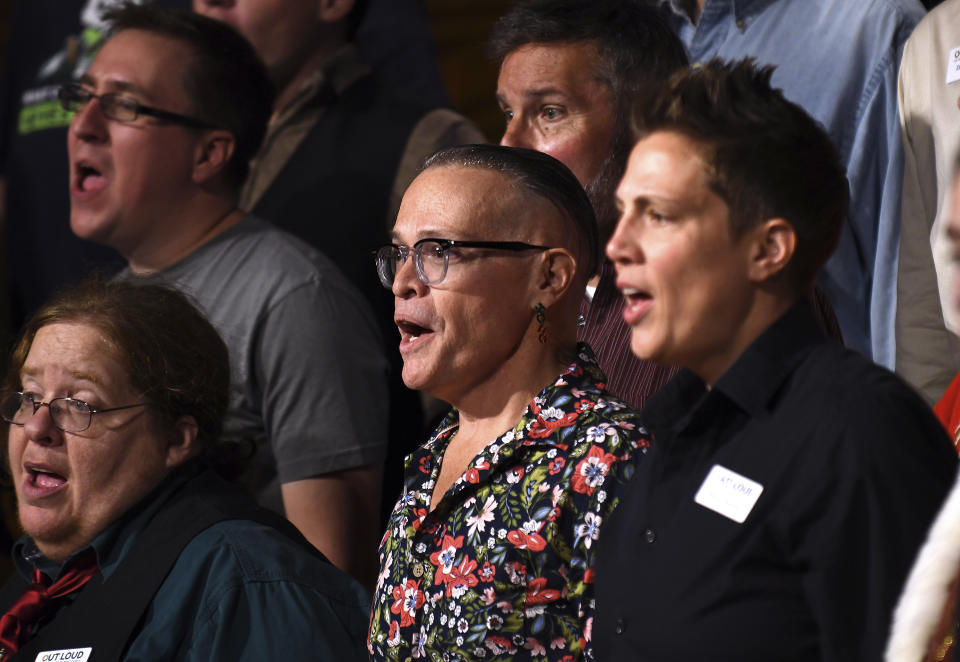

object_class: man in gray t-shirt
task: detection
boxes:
[64,7,387,588]
[120,217,388,518]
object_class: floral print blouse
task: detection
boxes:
[368,344,650,661]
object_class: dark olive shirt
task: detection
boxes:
[593,303,957,661]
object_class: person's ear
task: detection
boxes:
[747,218,796,283]
[318,0,354,23]
[192,130,235,185]
[165,415,199,469]
[534,248,578,305]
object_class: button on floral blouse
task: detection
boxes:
[368,344,650,661]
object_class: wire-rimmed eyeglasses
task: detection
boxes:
[375,238,552,288]
[0,390,150,434]
[58,82,216,130]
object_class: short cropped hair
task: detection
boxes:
[424,144,599,278]
[6,279,231,470]
[488,0,688,114]
[634,59,849,289]
[104,4,274,188]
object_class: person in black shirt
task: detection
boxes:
[594,59,958,661]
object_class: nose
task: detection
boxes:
[69,95,109,144]
[606,212,640,266]
[391,251,428,299]
[499,118,529,149]
[22,404,63,447]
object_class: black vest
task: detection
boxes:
[252,71,429,303]
[253,71,431,519]
[0,469,324,661]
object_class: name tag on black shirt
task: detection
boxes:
[694,464,764,523]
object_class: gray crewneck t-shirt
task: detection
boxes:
[120,215,389,512]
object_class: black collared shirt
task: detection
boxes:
[593,303,958,661]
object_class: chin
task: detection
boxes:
[19,509,70,550]
[629,333,657,362]
[400,364,433,393]
[69,212,106,242]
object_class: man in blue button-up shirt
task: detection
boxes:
[657,0,925,369]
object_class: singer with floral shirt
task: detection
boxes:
[366,144,651,661]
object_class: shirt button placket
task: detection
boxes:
[644,528,656,544]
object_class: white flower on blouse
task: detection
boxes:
[466,494,497,537]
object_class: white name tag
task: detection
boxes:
[694,464,763,523]
[35,648,92,662]
[945,45,960,84]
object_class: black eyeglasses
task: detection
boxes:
[0,390,150,434]
[58,82,216,130]
[375,238,552,288]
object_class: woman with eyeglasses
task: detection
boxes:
[0,279,368,661]
[366,145,650,661]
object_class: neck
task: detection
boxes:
[695,291,796,387]
[451,334,577,443]
[272,39,345,117]
[126,202,243,275]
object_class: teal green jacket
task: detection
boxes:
[8,467,369,661]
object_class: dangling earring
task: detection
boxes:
[535,302,547,344]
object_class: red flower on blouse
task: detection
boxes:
[507,522,548,551]
[479,562,496,582]
[528,409,580,438]
[430,534,465,583]
[464,459,492,484]
[573,398,596,413]
[442,557,479,597]
[485,635,516,655]
[506,466,525,484]
[391,579,425,627]
[525,577,562,605]
[411,508,427,532]
[571,445,618,496]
